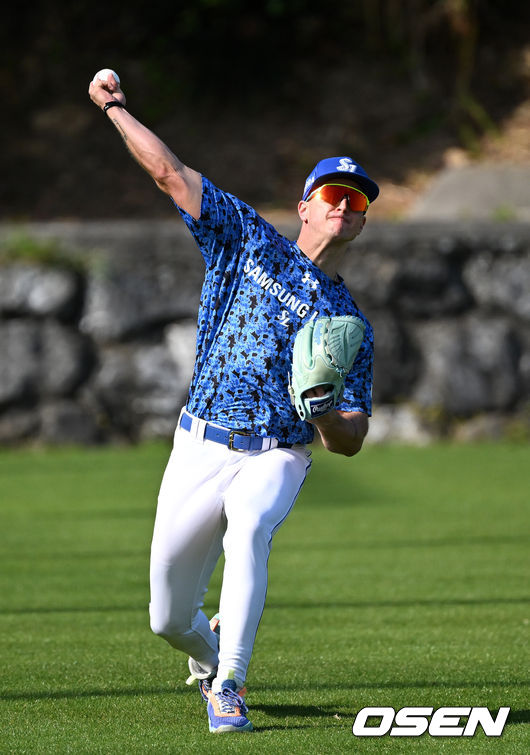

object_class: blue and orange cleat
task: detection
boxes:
[206,679,253,733]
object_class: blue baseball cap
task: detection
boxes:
[302,156,380,203]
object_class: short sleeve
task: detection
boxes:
[174,177,244,267]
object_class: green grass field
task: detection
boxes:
[0,441,528,753]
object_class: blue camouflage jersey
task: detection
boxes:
[175,176,373,446]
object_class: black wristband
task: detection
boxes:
[103,101,125,114]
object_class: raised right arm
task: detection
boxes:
[88,72,202,219]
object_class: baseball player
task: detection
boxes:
[89,72,377,734]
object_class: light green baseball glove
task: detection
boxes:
[288,316,366,422]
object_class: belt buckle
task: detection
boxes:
[228,429,252,452]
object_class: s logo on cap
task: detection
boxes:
[336,158,356,173]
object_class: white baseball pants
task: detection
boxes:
[149,420,312,688]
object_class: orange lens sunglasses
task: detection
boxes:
[307,183,370,212]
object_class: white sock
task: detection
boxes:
[212,669,245,693]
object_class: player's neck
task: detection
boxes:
[296,235,349,280]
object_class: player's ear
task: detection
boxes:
[298,200,309,223]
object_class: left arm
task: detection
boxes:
[311,409,369,457]
[290,315,372,456]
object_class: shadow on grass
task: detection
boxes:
[508,709,530,725]
[2,595,528,617]
[277,534,529,552]
[0,604,146,615]
[0,686,182,702]
[252,679,530,693]
[268,596,530,610]
[254,701,351,719]
[4,680,527,705]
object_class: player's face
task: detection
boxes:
[300,181,367,243]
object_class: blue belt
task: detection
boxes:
[179,411,292,452]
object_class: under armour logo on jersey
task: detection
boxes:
[301,271,320,290]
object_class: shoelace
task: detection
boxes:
[202,679,247,702]
[216,687,248,715]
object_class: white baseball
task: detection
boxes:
[92,68,120,86]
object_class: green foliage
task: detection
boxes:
[0,233,86,272]
[0,442,528,751]
[491,204,518,222]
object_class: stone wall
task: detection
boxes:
[0,219,528,445]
